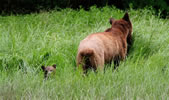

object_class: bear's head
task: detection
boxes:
[109,12,133,49]
[109,12,132,37]
[41,64,56,79]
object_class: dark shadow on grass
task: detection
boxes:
[0,57,27,75]
[128,31,160,60]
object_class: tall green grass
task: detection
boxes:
[0,6,169,99]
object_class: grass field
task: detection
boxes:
[0,6,169,99]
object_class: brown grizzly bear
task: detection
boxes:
[76,12,132,73]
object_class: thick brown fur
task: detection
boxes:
[76,12,132,73]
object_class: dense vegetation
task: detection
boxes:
[0,6,169,99]
[0,0,169,18]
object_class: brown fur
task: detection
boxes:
[76,13,132,73]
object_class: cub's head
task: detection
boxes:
[41,64,56,79]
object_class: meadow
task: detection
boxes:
[0,6,169,99]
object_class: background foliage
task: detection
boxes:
[0,0,168,17]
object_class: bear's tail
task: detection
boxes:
[80,49,95,73]
[80,49,94,57]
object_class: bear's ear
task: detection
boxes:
[109,18,115,25]
[41,65,45,71]
[52,64,56,68]
[122,12,130,22]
